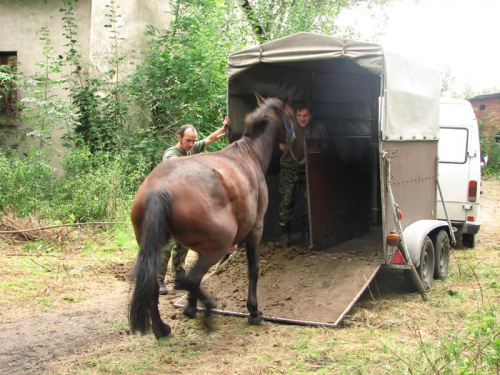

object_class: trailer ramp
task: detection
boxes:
[174,233,382,327]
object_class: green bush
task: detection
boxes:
[0,147,150,223]
[0,150,55,216]
[482,142,500,178]
[480,121,500,178]
[55,147,149,222]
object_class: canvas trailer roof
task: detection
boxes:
[227,32,441,142]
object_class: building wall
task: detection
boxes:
[0,0,171,173]
[469,93,500,145]
[0,0,172,90]
[0,0,92,78]
[90,0,171,76]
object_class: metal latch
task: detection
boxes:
[463,203,472,210]
[383,149,399,158]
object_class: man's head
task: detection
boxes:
[176,124,197,153]
[295,102,313,128]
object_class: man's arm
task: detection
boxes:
[204,116,230,147]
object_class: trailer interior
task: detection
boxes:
[228,56,384,256]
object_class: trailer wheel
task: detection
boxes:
[434,230,450,280]
[404,236,435,291]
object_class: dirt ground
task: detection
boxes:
[0,180,498,375]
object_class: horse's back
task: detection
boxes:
[134,147,266,251]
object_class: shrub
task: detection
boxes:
[0,147,150,223]
[0,150,55,217]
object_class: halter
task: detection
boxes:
[276,105,306,165]
[277,107,295,145]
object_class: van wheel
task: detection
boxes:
[462,234,476,248]
[434,230,450,280]
[404,236,435,291]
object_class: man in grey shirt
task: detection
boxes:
[158,117,230,295]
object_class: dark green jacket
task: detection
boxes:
[280,119,327,171]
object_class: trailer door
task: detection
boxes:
[306,137,373,250]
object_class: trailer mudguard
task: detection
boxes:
[403,220,449,266]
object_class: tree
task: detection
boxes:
[240,0,365,42]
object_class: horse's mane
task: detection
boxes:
[243,97,283,137]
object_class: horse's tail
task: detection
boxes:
[129,188,172,334]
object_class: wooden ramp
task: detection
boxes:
[174,234,382,326]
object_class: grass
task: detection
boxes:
[0,224,137,321]
[1,203,499,374]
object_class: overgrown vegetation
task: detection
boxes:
[382,252,500,374]
[0,148,147,221]
[480,119,500,178]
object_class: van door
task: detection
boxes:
[437,98,481,234]
[437,126,471,221]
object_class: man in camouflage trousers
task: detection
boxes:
[279,102,327,247]
[157,117,230,295]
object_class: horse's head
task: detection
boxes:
[249,92,295,147]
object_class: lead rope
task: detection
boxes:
[277,108,305,165]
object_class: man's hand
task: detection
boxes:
[223,116,231,130]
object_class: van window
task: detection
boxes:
[439,127,468,164]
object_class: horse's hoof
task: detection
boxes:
[183,305,198,319]
[153,323,172,339]
[248,311,263,325]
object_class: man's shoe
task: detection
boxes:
[158,280,168,295]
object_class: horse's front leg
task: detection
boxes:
[150,279,172,338]
[245,231,263,325]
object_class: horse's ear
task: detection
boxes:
[254,91,266,107]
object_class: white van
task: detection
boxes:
[437,98,481,247]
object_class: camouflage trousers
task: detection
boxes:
[279,167,308,227]
[157,240,188,282]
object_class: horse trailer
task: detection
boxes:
[176,32,455,326]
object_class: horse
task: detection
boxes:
[129,93,296,338]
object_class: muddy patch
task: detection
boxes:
[0,284,130,375]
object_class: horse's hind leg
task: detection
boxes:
[151,279,172,338]
[245,232,263,325]
[175,254,218,329]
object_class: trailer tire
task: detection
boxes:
[404,236,435,291]
[433,230,450,280]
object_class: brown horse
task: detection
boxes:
[129,94,295,338]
